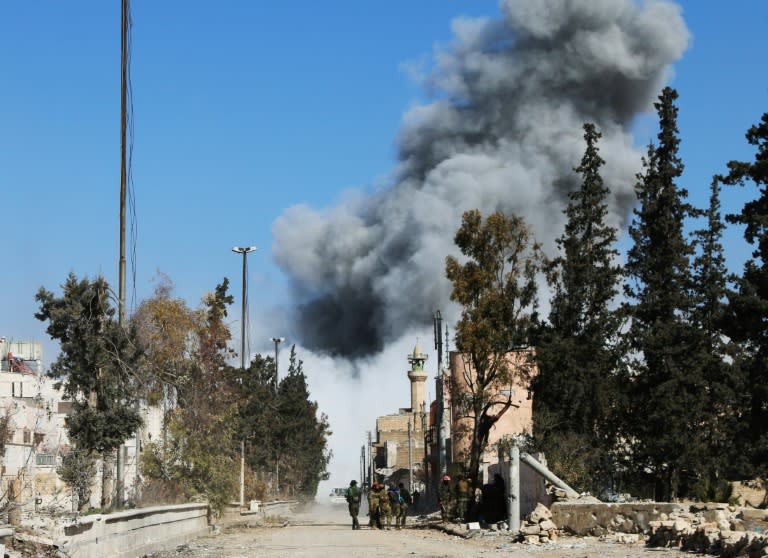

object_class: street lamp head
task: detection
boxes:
[232,246,258,254]
[271,337,285,344]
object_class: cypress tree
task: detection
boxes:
[533,123,623,493]
[622,87,705,500]
[721,112,768,475]
[689,177,745,497]
[276,346,332,501]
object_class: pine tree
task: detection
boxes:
[721,112,768,475]
[533,123,623,493]
[689,177,745,497]
[622,87,705,500]
[237,353,278,480]
[275,346,331,500]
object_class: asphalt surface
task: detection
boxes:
[147,502,694,558]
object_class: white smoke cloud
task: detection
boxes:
[273,0,689,359]
[303,333,428,495]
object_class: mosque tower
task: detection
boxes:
[407,341,429,413]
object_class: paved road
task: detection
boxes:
[149,503,693,558]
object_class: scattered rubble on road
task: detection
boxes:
[413,499,768,557]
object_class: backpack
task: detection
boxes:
[346,485,360,503]
[388,489,400,505]
[400,488,412,505]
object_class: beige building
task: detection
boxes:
[372,342,430,486]
[448,348,535,480]
[0,337,163,515]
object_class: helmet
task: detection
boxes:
[442,475,451,481]
[350,480,357,485]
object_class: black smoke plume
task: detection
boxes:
[274,0,689,358]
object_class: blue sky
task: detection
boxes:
[2,0,768,493]
[1,0,767,360]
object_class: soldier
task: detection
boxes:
[378,483,393,530]
[455,475,470,522]
[367,482,381,529]
[438,475,453,522]
[345,480,361,530]
[397,483,412,528]
[387,484,402,529]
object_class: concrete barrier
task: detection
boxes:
[56,503,210,558]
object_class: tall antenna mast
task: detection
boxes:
[118,0,129,326]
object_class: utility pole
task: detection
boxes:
[270,336,284,498]
[420,402,429,508]
[232,247,257,369]
[408,419,413,493]
[367,431,373,488]
[115,0,131,510]
[232,246,256,506]
[360,445,365,487]
[434,311,447,475]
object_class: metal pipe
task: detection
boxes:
[520,452,579,498]
[508,445,520,532]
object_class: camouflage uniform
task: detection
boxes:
[345,481,361,530]
[367,483,381,529]
[378,484,393,530]
[455,476,470,522]
[438,478,454,521]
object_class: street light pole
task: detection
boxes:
[270,336,284,392]
[270,336,284,499]
[232,246,257,370]
[232,245,256,507]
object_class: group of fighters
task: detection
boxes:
[344,480,412,530]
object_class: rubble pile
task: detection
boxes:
[518,503,560,544]
[647,505,768,557]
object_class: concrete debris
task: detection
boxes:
[647,507,768,557]
[424,498,767,557]
[519,502,561,544]
[529,503,553,523]
[524,501,767,556]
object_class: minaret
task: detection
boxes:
[407,341,429,412]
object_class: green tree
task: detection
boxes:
[721,112,768,477]
[275,346,331,501]
[445,209,542,487]
[35,273,142,509]
[689,177,745,498]
[233,346,331,502]
[235,353,278,496]
[139,279,239,512]
[533,123,623,493]
[57,449,97,512]
[622,87,704,500]
[132,273,198,408]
